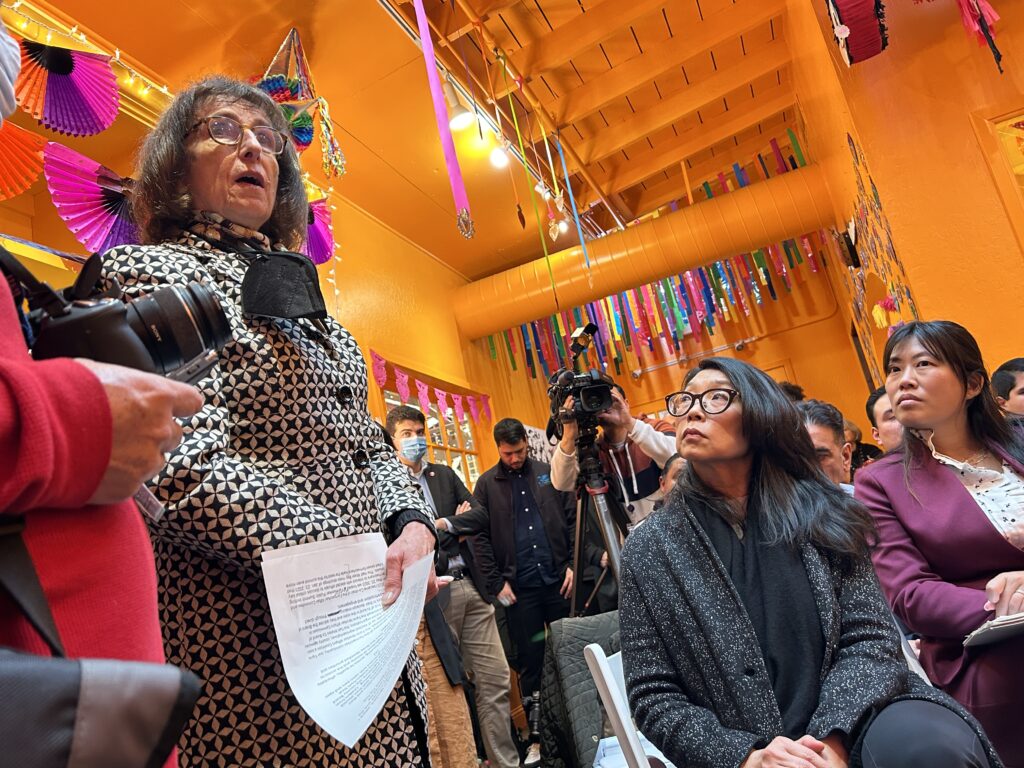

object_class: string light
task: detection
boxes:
[1,1,172,105]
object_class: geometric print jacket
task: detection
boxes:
[103,233,433,768]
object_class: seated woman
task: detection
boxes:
[620,357,999,768]
[856,320,1024,767]
[101,76,438,766]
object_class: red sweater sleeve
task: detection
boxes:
[0,279,113,514]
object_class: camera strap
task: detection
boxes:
[0,243,73,318]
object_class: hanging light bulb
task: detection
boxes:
[534,181,546,196]
[558,218,570,234]
[489,145,509,169]
[443,79,474,132]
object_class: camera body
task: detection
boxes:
[2,247,231,386]
[547,367,614,441]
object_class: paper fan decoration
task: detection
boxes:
[15,40,119,137]
[43,142,138,252]
[301,198,335,265]
[0,121,45,201]
[281,100,316,152]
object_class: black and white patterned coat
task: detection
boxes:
[619,500,1003,768]
[103,233,432,768]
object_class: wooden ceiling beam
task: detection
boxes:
[509,0,668,80]
[580,39,790,166]
[553,0,786,127]
[632,127,796,216]
[579,89,796,206]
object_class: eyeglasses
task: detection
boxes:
[665,388,739,417]
[186,115,287,155]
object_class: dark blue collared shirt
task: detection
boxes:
[509,467,560,589]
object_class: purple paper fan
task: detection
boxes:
[16,41,119,137]
[301,198,335,265]
[43,142,138,252]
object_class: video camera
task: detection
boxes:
[546,324,615,443]
[0,244,230,385]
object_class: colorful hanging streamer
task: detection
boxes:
[411,0,474,238]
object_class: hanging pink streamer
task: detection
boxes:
[467,395,480,423]
[369,350,388,388]
[452,393,465,423]
[770,138,788,175]
[411,0,474,239]
[481,395,492,423]
[416,379,432,416]
[434,388,449,424]
[395,368,411,403]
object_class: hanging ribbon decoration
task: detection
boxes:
[467,395,481,423]
[369,350,388,388]
[474,26,526,229]
[554,134,594,276]
[503,61,560,310]
[542,130,565,214]
[415,379,432,417]
[434,388,450,424]
[411,0,474,238]
[451,393,466,424]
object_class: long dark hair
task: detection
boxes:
[678,357,875,558]
[132,75,307,248]
[883,321,1024,468]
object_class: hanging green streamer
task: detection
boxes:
[787,128,806,168]
[503,65,559,308]
[502,329,517,372]
[487,335,497,359]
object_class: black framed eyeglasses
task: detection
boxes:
[665,388,739,417]
[186,115,287,155]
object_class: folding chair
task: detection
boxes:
[584,643,674,768]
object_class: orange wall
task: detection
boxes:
[800,0,1024,369]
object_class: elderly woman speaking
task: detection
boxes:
[102,76,438,766]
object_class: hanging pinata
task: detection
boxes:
[253,29,346,177]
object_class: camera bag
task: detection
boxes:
[0,518,201,768]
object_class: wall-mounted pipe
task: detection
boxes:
[453,163,834,339]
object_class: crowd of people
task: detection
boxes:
[2,59,1023,768]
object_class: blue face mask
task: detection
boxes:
[400,435,428,463]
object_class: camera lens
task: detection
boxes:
[579,385,611,413]
[126,281,231,381]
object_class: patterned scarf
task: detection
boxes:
[187,211,284,252]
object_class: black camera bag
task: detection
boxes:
[0,519,201,768]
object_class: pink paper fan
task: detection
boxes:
[301,198,335,264]
[16,40,119,137]
[43,142,138,252]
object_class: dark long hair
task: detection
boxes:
[678,357,875,558]
[883,321,1024,468]
[132,75,307,248]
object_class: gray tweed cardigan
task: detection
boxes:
[619,500,1003,768]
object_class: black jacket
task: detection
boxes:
[449,458,575,602]
[422,462,486,599]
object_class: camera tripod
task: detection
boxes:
[569,431,630,617]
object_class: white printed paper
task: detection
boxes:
[261,533,431,748]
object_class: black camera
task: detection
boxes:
[1,245,230,385]
[546,324,614,442]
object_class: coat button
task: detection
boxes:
[353,450,370,469]
[336,386,353,406]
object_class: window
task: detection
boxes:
[381,387,482,489]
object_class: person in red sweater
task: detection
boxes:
[0,270,202,664]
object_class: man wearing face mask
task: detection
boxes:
[387,406,520,768]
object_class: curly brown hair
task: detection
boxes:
[131,75,307,248]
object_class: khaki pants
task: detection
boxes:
[441,579,521,768]
[417,618,477,768]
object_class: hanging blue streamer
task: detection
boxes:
[520,324,536,377]
[554,135,592,270]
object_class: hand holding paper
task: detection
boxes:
[261,534,432,748]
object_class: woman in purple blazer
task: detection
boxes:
[856,320,1024,768]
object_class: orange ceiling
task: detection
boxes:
[17,0,806,280]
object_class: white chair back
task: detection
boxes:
[584,643,658,768]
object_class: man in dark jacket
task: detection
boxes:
[387,406,520,768]
[443,417,576,766]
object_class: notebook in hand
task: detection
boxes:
[963,612,1024,647]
